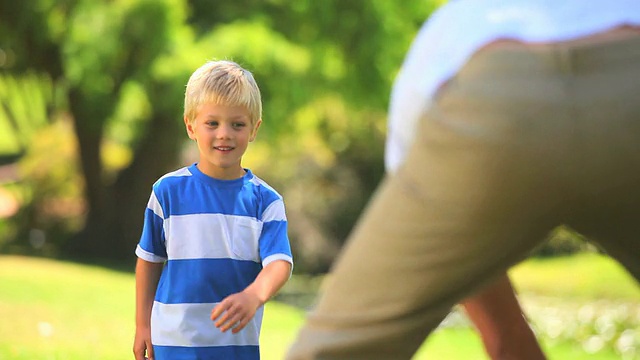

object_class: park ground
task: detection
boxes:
[0,253,638,359]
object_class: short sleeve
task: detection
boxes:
[135,190,168,262]
[258,198,293,269]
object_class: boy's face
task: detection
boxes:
[185,102,261,180]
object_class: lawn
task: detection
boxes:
[0,253,637,359]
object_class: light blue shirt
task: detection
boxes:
[385,0,640,173]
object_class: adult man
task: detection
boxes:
[287,1,640,358]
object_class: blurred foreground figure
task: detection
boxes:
[287,1,640,359]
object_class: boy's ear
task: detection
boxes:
[184,116,196,140]
[249,119,262,142]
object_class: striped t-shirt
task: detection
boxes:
[135,163,293,360]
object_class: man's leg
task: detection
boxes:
[286,42,580,358]
[285,154,557,359]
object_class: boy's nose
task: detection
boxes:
[216,124,233,139]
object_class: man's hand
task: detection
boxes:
[211,291,262,333]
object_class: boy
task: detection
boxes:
[133,60,293,360]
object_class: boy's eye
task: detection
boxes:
[203,121,247,129]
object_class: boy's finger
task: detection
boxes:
[211,307,220,320]
[231,317,250,334]
[215,309,235,328]
[147,340,154,360]
[220,313,243,332]
[133,342,147,360]
[210,301,228,320]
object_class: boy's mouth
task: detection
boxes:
[214,146,234,152]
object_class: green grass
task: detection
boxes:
[510,252,640,300]
[0,253,637,359]
[0,257,135,359]
[415,253,639,359]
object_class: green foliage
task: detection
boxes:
[104,82,151,152]
[4,120,85,255]
[0,0,445,268]
[1,0,197,257]
[0,0,67,76]
[0,72,66,253]
[0,73,53,159]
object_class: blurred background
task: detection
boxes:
[0,0,638,359]
[0,0,426,270]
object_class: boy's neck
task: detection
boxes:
[196,163,246,180]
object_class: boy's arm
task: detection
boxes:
[211,259,292,333]
[133,258,164,360]
[461,273,546,360]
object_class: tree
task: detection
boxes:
[184,0,436,272]
[1,0,194,258]
[0,0,439,270]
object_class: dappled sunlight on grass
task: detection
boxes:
[511,253,640,359]
[521,296,640,359]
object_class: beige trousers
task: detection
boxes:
[287,29,640,359]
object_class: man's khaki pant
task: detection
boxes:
[287,29,640,359]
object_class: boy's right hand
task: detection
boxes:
[133,326,154,360]
[211,290,262,334]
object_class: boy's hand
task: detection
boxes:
[211,291,262,334]
[133,326,153,360]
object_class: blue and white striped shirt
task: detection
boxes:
[136,163,293,360]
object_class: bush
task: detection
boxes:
[2,120,85,255]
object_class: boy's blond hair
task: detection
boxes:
[184,60,262,124]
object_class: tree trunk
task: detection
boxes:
[64,75,184,262]
[64,89,114,259]
[111,111,183,261]
[65,106,183,263]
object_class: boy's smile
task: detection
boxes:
[185,102,261,180]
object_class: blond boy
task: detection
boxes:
[134,60,293,360]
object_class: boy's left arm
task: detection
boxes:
[211,259,292,333]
